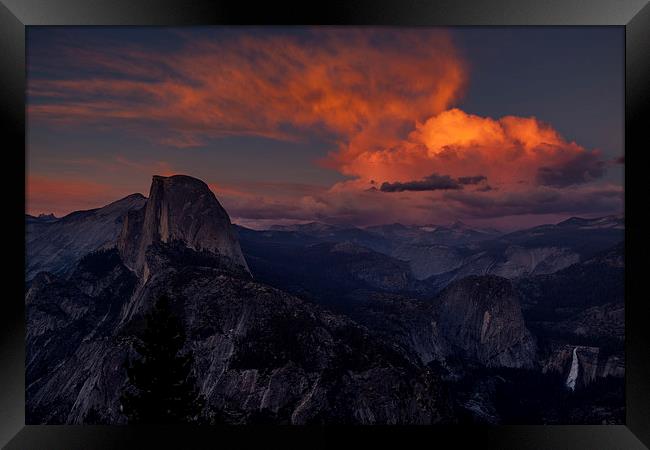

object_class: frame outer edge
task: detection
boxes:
[0,1,26,448]
[0,0,648,25]
[625,2,650,448]
[1,0,648,448]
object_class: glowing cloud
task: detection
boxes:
[334,108,606,190]
[27,28,621,226]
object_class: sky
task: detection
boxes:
[26,26,624,230]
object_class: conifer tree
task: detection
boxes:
[120,295,204,423]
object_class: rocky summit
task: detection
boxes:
[118,175,249,279]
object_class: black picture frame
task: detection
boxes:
[2,1,648,448]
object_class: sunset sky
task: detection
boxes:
[26,27,624,230]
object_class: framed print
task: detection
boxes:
[1,0,649,448]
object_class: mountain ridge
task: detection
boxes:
[26,193,148,280]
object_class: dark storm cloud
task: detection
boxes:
[380,174,460,192]
[458,175,487,185]
[536,152,606,187]
[380,173,487,193]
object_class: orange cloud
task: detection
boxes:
[30,29,602,193]
[28,29,466,150]
[27,29,620,226]
[334,108,605,190]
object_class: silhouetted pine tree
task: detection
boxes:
[83,406,104,424]
[120,295,204,423]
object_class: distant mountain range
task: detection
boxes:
[238,214,623,284]
[28,192,623,286]
[25,174,625,425]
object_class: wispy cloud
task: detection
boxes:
[28,29,465,150]
[27,28,621,225]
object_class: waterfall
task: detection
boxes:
[565,347,579,391]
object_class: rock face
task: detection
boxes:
[239,236,434,303]
[26,175,452,425]
[514,242,624,396]
[26,243,450,425]
[466,246,580,279]
[547,303,624,342]
[336,290,447,368]
[127,244,448,424]
[26,249,139,423]
[239,227,539,372]
[434,275,537,368]
[542,345,623,390]
[24,173,624,425]
[118,175,249,278]
[26,194,146,281]
[515,242,624,347]
[390,244,465,280]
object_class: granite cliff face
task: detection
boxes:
[434,275,537,369]
[125,245,449,424]
[542,345,624,390]
[118,175,249,278]
[239,226,539,371]
[26,175,450,425]
[26,249,138,423]
[26,194,146,281]
[514,242,624,392]
[322,275,539,373]
[26,244,450,424]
